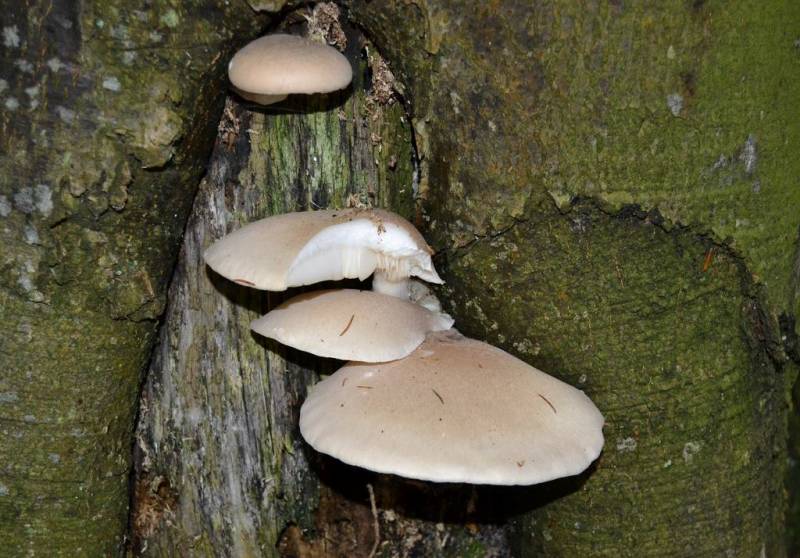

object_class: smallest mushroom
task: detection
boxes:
[228,34,353,105]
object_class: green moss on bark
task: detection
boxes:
[443,203,785,556]
[2,0,796,554]
[348,0,796,554]
[0,1,266,554]
[522,1,800,318]
[351,0,800,318]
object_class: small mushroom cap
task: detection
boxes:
[228,34,352,101]
[251,289,454,362]
[203,208,442,290]
[300,330,604,485]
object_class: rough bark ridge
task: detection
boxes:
[344,0,798,555]
[0,1,265,554]
[132,102,328,557]
[131,14,446,553]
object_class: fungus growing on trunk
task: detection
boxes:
[300,329,605,485]
[251,289,454,362]
[228,34,353,105]
[203,208,442,297]
[204,207,604,485]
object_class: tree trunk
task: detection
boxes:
[3,0,798,556]
[350,0,799,555]
[134,9,514,555]
[0,1,265,554]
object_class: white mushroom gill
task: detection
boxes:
[230,86,287,106]
[285,216,441,289]
[371,270,411,299]
[407,279,445,314]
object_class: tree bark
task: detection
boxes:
[0,1,266,555]
[345,0,799,556]
[3,0,798,556]
[134,8,515,556]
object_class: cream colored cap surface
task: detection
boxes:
[300,330,605,485]
[228,34,352,98]
[252,289,454,362]
[203,209,441,290]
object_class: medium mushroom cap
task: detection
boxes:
[300,330,604,485]
[228,34,352,104]
[203,208,442,290]
[251,289,454,362]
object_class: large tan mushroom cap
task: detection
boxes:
[300,330,604,485]
[228,34,352,102]
[203,208,441,290]
[252,289,454,362]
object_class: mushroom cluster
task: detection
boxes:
[210,32,604,485]
[205,208,604,485]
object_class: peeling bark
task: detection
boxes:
[134,9,516,554]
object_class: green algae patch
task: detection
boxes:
[353,0,800,319]
[0,294,154,555]
[518,1,800,317]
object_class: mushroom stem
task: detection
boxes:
[372,270,410,299]
[408,279,445,313]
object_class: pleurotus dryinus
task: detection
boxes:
[203,208,442,297]
[251,289,453,362]
[300,329,604,485]
[228,34,353,105]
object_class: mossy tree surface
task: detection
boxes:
[449,205,785,555]
[0,1,266,555]
[347,0,800,555]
